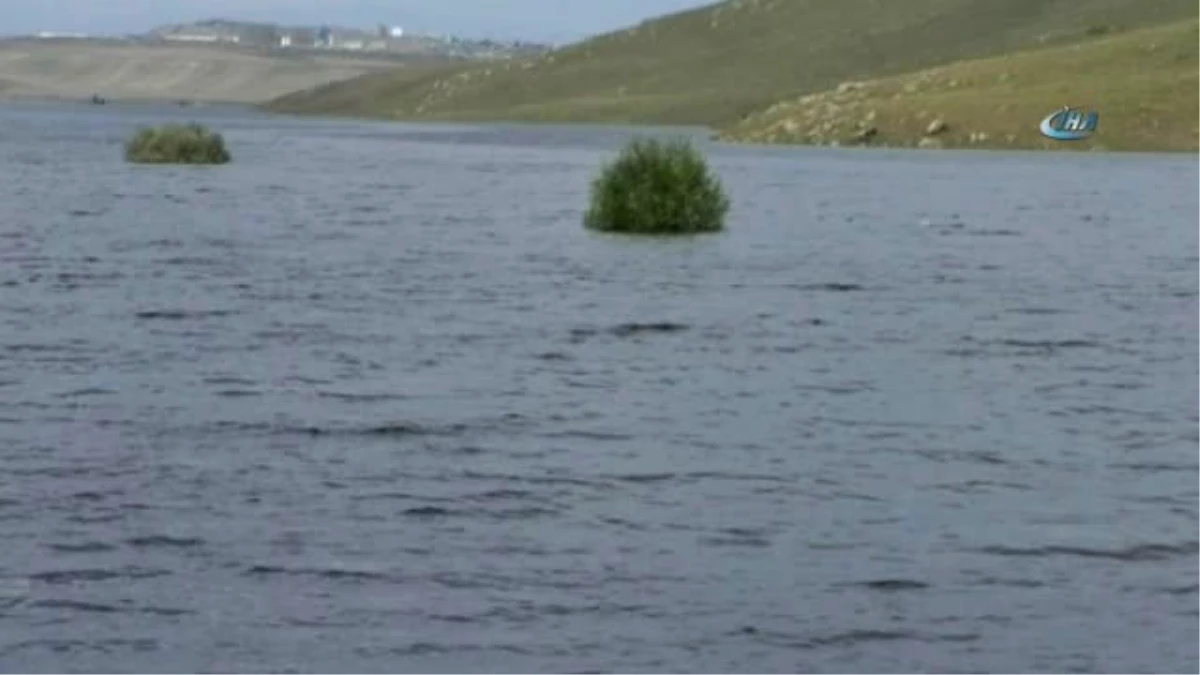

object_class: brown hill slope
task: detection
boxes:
[0,41,409,103]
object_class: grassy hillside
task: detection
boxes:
[257,61,468,117]
[0,41,413,104]
[266,0,1197,126]
[721,19,1199,152]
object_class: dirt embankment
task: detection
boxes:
[0,41,406,103]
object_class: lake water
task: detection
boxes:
[0,101,1196,674]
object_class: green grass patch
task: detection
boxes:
[125,124,231,165]
[585,138,729,235]
[264,0,1196,129]
[721,18,1199,153]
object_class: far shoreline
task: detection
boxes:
[1,95,1194,157]
[255,103,1200,156]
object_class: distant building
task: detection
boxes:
[164,33,240,43]
[279,34,292,47]
[160,25,241,44]
[390,26,404,38]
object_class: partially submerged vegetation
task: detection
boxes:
[125,124,232,165]
[721,19,1199,153]
[585,138,729,235]
[265,0,1197,131]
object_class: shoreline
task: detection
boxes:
[0,93,255,107]
[2,95,1194,156]
[259,104,1200,156]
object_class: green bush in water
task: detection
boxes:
[125,123,231,165]
[584,137,729,234]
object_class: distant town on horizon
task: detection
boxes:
[10,17,552,58]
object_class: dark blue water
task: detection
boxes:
[0,101,1196,673]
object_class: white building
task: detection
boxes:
[279,34,292,47]
[163,33,240,44]
[390,26,404,38]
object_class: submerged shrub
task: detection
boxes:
[125,123,231,165]
[584,137,729,235]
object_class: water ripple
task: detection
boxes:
[0,103,1194,674]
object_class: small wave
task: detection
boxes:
[244,565,389,581]
[140,605,194,616]
[403,505,557,521]
[916,449,1009,466]
[754,627,979,650]
[203,376,256,386]
[976,542,1197,562]
[53,388,115,399]
[1008,307,1070,316]
[1111,462,1198,473]
[851,579,931,592]
[795,382,874,395]
[2,639,90,655]
[444,466,609,488]
[160,256,222,266]
[4,343,69,353]
[31,599,121,613]
[317,391,410,402]
[428,613,478,625]
[135,309,236,321]
[69,490,110,502]
[65,512,125,525]
[1049,405,1164,420]
[31,566,171,584]
[45,541,118,554]
[952,336,1102,356]
[403,506,458,518]
[194,419,479,439]
[597,516,649,531]
[812,629,917,647]
[996,338,1099,350]
[972,577,1045,588]
[700,533,773,548]
[366,641,529,658]
[611,472,677,484]
[468,488,538,501]
[534,351,573,361]
[546,429,636,442]
[601,468,786,491]
[610,322,690,337]
[570,322,691,342]
[789,282,866,292]
[125,535,205,549]
[934,479,1032,494]
[968,229,1022,237]
[358,422,469,437]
